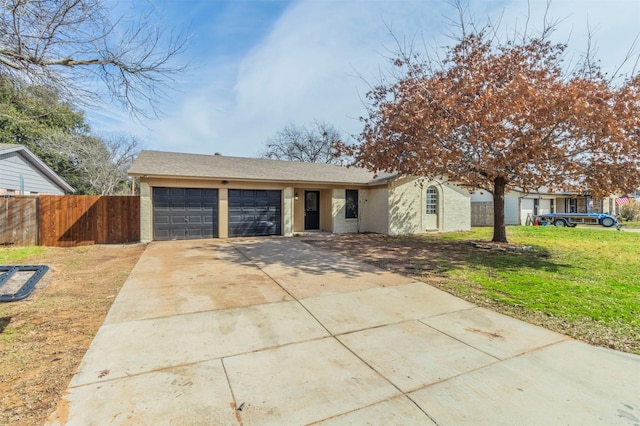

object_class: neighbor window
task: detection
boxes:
[345,189,358,219]
[426,186,438,214]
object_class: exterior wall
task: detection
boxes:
[440,182,472,232]
[140,181,152,243]
[388,178,470,235]
[292,188,333,232]
[320,189,333,232]
[138,176,471,240]
[388,178,422,235]
[362,187,389,234]
[331,188,360,234]
[507,195,555,225]
[282,187,294,236]
[218,188,229,238]
[0,151,66,195]
[293,190,304,232]
[504,193,521,225]
[520,198,534,225]
[555,195,609,214]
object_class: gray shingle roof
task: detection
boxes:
[128,150,395,185]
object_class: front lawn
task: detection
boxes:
[440,227,639,354]
[306,227,640,354]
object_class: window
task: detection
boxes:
[345,189,358,219]
[567,198,577,213]
[426,186,438,214]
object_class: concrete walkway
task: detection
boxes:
[46,238,640,425]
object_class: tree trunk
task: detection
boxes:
[492,176,508,243]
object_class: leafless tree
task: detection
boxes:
[41,131,140,195]
[0,0,188,117]
[261,121,348,165]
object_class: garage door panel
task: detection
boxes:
[153,187,218,241]
[228,190,281,237]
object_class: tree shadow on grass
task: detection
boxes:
[302,233,572,277]
[0,316,10,333]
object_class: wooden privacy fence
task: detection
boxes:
[1,196,38,246]
[1,195,139,247]
[471,201,494,227]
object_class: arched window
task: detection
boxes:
[426,186,438,214]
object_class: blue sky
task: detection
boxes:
[89,0,640,157]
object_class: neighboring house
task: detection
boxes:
[128,150,471,242]
[471,189,616,226]
[0,143,74,195]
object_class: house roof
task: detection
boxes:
[0,143,75,193]
[128,150,396,185]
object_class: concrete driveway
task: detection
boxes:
[47,238,640,425]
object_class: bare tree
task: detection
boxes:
[0,0,188,117]
[261,121,348,164]
[41,131,140,195]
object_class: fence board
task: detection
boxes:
[471,201,494,227]
[0,196,38,246]
[38,195,140,247]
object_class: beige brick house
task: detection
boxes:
[128,150,471,242]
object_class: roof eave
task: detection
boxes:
[129,172,391,187]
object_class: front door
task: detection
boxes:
[304,191,320,230]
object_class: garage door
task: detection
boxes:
[228,190,281,237]
[153,188,218,240]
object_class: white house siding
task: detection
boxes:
[470,190,493,202]
[0,151,65,194]
[520,198,534,225]
[441,183,472,232]
[282,187,294,236]
[140,181,152,243]
[388,178,471,235]
[388,178,423,235]
[503,193,521,225]
[363,187,389,234]
[331,188,362,234]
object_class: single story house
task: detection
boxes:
[471,189,616,226]
[0,143,74,195]
[128,150,471,242]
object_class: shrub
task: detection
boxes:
[619,201,640,221]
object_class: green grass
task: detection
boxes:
[420,227,640,353]
[0,246,45,264]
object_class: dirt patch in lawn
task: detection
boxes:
[303,233,638,354]
[0,243,146,426]
[303,233,470,285]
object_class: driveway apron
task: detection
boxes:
[46,238,640,425]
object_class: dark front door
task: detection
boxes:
[304,191,320,230]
